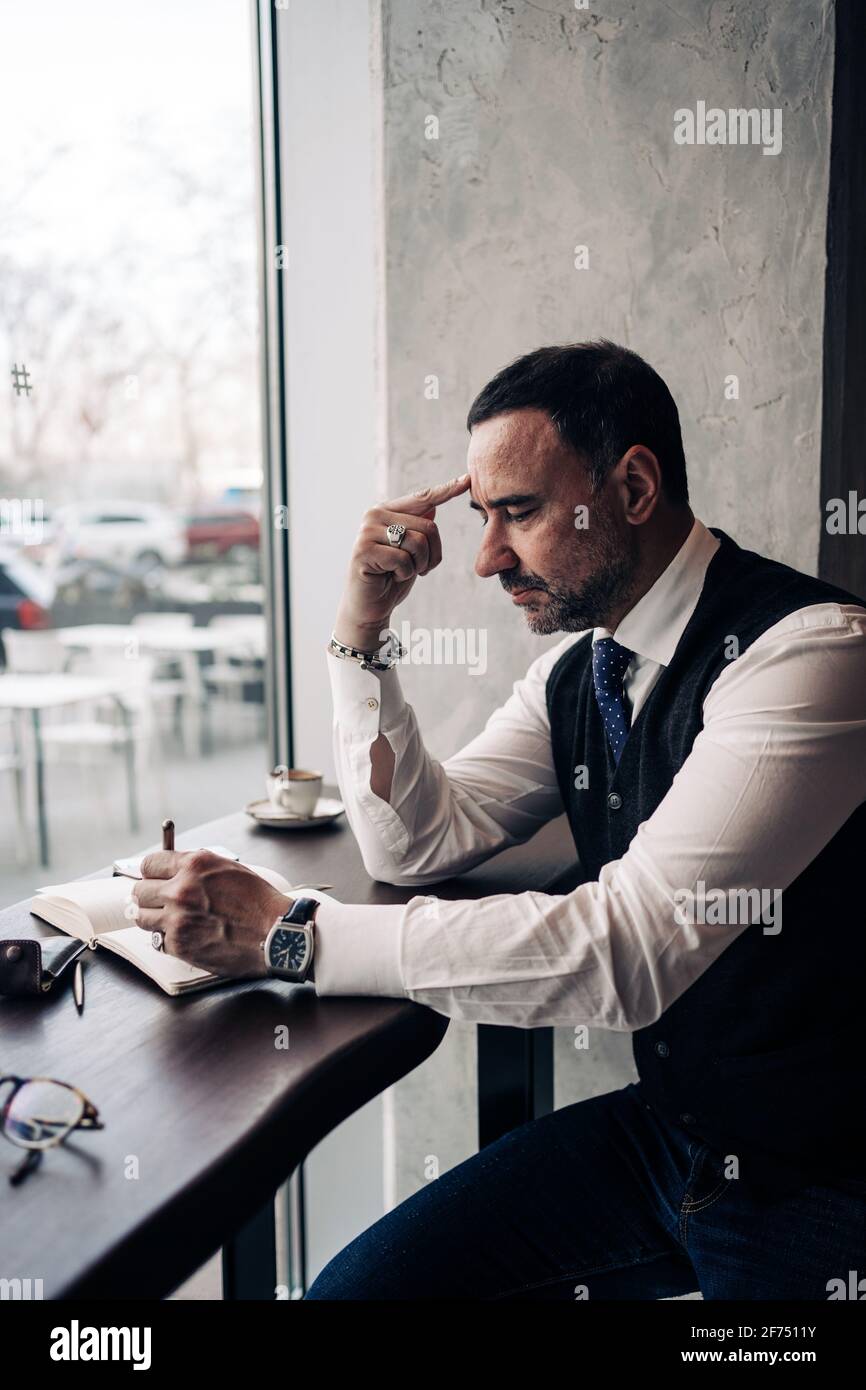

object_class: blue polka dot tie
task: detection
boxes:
[592,636,635,766]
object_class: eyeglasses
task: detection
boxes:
[0,1074,104,1186]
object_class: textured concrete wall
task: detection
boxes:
[375,0,835,1205]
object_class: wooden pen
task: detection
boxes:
[162,818,175,852]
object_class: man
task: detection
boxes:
[134,340,866,1300]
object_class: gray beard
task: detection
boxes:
[507,520,640,636]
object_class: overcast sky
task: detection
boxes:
[0,0,260,500]
[1,0,254,265]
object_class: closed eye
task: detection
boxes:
[475,507,538,525]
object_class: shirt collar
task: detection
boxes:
[592,516,720,669]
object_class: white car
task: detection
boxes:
[52,501,186,570]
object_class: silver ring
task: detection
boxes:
[386,522,406,548]
[151,931,164,952]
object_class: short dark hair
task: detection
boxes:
[466,339,689,507]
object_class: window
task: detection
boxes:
[0,0,266,889]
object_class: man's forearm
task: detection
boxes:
[327,646,562,887]
[369,731,396,802]
[332,615,385,656]
[331,615,397,802]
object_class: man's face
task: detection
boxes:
[467,408,640,635]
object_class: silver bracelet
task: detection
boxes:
[328,631,405,672]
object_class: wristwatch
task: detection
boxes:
[262,896,319,983]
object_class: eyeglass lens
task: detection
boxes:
[3,1079,83,1149]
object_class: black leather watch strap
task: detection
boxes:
[280,896,321,926]
[284,897,319,983]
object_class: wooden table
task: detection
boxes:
[0,800,575,1299]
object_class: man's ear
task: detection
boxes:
[620,446,662,519]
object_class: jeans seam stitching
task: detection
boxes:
[682,1179,729,1212]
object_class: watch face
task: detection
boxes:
[268,927,308,974]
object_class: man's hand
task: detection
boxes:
[131,850,293,978]
[334,473,471,652]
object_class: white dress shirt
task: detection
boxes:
[311,517,866,1029]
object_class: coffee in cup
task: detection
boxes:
[266,766,322,817]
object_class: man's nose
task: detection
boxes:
[474,523,518,579]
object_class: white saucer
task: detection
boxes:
[245,796,345,830]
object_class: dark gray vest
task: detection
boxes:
[546,527,866,1192]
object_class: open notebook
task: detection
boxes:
[30,860,333,997]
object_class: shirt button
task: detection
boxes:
[607,792,622,810]
[680,1113,697,1127]
[366,698,379,710]
[655,1041,670,1058]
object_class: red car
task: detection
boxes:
[184,509,260,560]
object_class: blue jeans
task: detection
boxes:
[305,1081,866,1300]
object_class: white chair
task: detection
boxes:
[1,629,71,756]
[1,629,67,673]
[131,611,199,750]
[38,652,158,832]
[131,612,194,630]
[208,614,264,642]
[0,709,28,863]
[202,615,266,740]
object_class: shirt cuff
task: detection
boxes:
[312,898,407,998]
[326,648,409,731]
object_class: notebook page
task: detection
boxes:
[101,926,215,989]
[32,877,133,939]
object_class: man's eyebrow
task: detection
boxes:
[468,493,541,512]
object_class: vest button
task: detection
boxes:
[680,1113,697,1127]
[654,1041,670,1057]
[607,792,623,810]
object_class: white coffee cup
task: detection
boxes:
[267,766,322,817]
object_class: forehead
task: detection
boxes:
[467,409,576,491]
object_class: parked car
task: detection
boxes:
[0,545,55,665]
[51,555,157,615]
[51,501,186,571]
[184,508,260,560]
